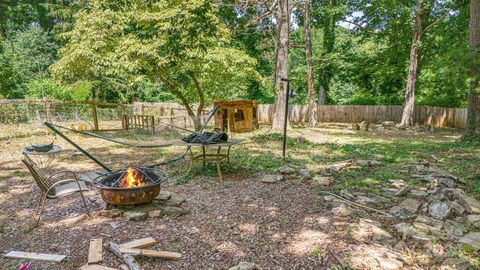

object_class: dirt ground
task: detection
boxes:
[0,123,478,269]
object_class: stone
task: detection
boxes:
[394,223,434,241]
[377,258,403,270]
[467,214,480,228]
[463,196,480,214]
[413,215,443,234]
[299,169,311,180]
[331,204,352,217]
[429,200,453,220]
[394,185,411,197]
[451,201,466,216]
[410,190,428,199]
[155,190,171,201]
[356,160,370,166]
[373,154,385,161]
[148,210,162,218]
[443,220,467,239]
[358,219,396,246]
[323,160,353,174]
[359,121,370,131]
[340,190,355,200]
[166,195,186,206]
[228,262,255,270]
[390,199,422,219]
[296,136,307,144]
[279,166,295,175]
[162,206,190,218]
[322,195,342,203]
[99,209,122,218]
[376,125,385,132]
[124,211,147,221]
[383,188,398,197]
[260,174,283,183]
[348,123,360,130]
[426,155,438,163]
[381,121,396,127]
[440,258,470,270]
[457,232,480,251]
[313,176,330,186]
[388,179,405,189]
[356,195,380,206]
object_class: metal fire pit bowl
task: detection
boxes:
[93,167,167,206]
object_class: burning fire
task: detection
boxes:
[118,167,147,188]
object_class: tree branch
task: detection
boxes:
[188,71,205,119]
[421,9,451,36]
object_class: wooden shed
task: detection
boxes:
[214,100,258,133]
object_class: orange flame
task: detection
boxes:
[118,167,147,188]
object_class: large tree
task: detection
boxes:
[50,0,259,130]
[465,0,480,136]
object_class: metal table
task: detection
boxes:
[180,140,241,180]
[22,145,62,173]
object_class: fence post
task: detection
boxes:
[92,102,99,131]
[44,99,51,122]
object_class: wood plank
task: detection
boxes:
[5,251,66,262]
[80,264,119,270]
[88,238,103,264]
[118,248,181,260]
[119,237,157,249]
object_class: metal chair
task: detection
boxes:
[22,154,89,227]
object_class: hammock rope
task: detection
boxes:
[48,106,218,148]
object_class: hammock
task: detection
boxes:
[44,106,219,170]
[46,106,218,148]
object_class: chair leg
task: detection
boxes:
[36,193,49,227]
[78,191,89,216]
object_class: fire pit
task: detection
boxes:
[93,166,167,206]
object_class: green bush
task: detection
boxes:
[25,78,71,100]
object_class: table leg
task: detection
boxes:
[202,146,206,168]
[186,148,194,175]
[226,146,231,165]
[216,146,223,180]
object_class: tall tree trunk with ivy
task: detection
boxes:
[318,0,336,105]
[303,0,317,127]
[272,0,290,131]
[400,0,425,126]
[465,0,480,137]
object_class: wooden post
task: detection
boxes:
[44,99,51,122]
[92,103,99,131]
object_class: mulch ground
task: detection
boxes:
[0,132,366,270]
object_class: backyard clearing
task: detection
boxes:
[0,123,479,269]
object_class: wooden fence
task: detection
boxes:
[257,104,467,128]
[0,99,468,129]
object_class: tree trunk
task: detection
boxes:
[465,0,480,137]
[303,0,317,127]
[400,0,424,126]
[271,0,290,131]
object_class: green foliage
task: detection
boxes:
[0,26,58,98]
[51,0,260,107]
[25,78,71,100]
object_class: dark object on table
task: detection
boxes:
[182,132,228,145]
[26,142,54,153]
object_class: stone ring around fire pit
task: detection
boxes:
[93,166,168,206]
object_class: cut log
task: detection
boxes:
[88,238,103,264]
[4,251,66,262]
[119,237,156,249]
[118,248,181,260]
[106,242,142,270]
[80,264,119,270]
